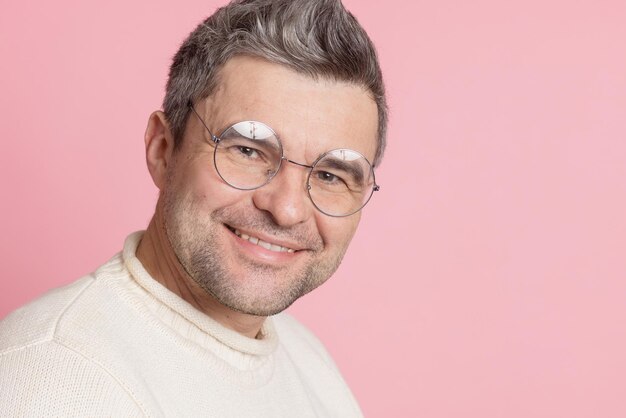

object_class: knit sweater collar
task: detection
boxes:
[121,231,279,359]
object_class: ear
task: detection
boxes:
[144,111,175,190]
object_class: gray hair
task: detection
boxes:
[164,0,387,166]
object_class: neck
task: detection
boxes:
[135,205,266,339]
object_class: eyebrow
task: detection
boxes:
[318,157,366,184]
[231,135,282,157]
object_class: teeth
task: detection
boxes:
[233,229,295,253]
[258,240,271,250]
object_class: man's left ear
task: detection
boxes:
[144,111,175,190]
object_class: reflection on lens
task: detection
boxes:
[214,121,282,190]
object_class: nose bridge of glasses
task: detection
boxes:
[270,156,306,182]
[279,157,314,190]
[283,157,313,170]
[256,155,314,223]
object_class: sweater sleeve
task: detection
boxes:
[0,340,145,417]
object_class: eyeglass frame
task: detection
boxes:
[187,101,380,217]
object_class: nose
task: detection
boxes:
[251,161,314,227]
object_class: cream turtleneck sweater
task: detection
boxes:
[0,232,363,417]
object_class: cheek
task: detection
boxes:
[171,159,246,208]
[317,214,361,250]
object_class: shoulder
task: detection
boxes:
[0,275,96,354]
[0,252,126,354]
[0,254,145,415]
[0,337,144,416]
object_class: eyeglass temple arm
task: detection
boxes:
[371,163,380,192]
[188,101,219,143]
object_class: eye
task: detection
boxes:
[236,146,259,159]
[315,170,344,185]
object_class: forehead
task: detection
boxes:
[203,56,378,163]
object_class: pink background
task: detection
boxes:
[1,0,625,416]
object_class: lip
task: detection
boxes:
[225,224,304,252]
[224,224,304,262]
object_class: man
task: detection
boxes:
[0,0,386,416]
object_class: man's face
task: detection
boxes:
[161,56,378,316]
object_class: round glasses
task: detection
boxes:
[189,104,379,217]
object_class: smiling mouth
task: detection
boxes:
[226,225,297,253]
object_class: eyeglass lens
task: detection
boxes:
[214,121,376,217]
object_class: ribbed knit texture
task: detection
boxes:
[0,232,363,417]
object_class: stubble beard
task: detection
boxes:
[161,186,349,317]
